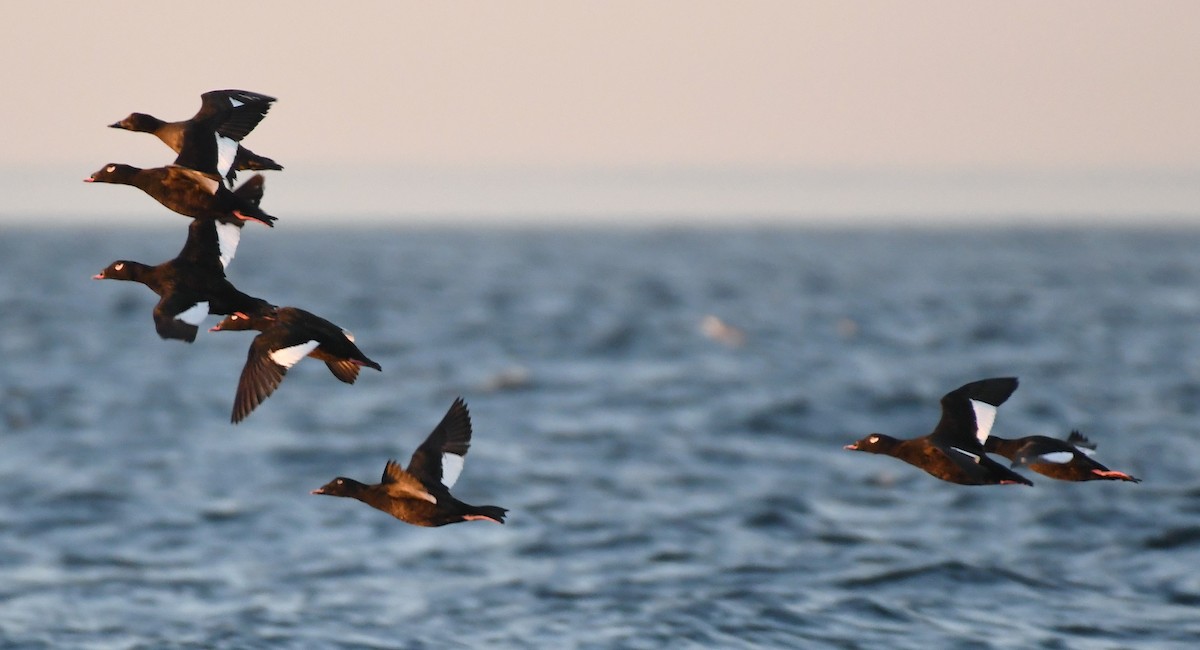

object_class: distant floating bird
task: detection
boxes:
[93,218,272,342]
[986,431,1140,483]
[836,317,859,339]
[845,377,1033,486]
[109,89,282,185]
[209,307,381,423]
[700,314,745,347]
[479,366,532,392]
[85,164,276,227]
[312,397,508,526]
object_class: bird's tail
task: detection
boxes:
[463,505,507,524]
[232,174,265,205]
[238,150,283,172]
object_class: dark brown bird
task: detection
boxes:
[986,431,1140,483]
[109,89,282,184]
[312,397,507,526]
[845,377,1033,486]
[93,218,272,342]
[85,163,276,227]
[209,307,381,423]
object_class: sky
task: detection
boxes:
[2,1,1198,226]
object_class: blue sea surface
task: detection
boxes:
[1,226,1198,648]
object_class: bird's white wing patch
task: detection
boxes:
[177,301,210,326]
[269,340,319,368]
[951,446,982,463]
[215,221,240,269]
[441,453,465,489]
[228,97,245,108]
[1038,451,1075,464]
[970,399,998,444]
[214,134,239,182]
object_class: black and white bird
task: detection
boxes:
[311,398,508,526]
[109,89,282,185]
[209,307,382,423]
[92,218,272,342]
[986,430,1140,483]
[845,377,1033,486]
[85,163,276,228]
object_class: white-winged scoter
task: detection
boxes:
[845,377,1033,486]
[109,89,282,184]
[93,218,273,342]
[986,430,1140,483]
[85,163,276,227]
[208,307,382,423]
[312,397,507,526]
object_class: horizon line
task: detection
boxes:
[5,163,1198,225]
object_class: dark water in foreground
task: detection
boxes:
[2,227,1199,649]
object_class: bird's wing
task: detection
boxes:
[380,459,437,503]
[229,335,312,423]
[931,377,1019,447]
[407,397,473,490]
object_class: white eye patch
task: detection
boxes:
[106,164,116,172]
[114,262,124,271]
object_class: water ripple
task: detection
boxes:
[2,228,1197,647]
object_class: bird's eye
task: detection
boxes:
[114,262,124,271]
[869,435,879,443]
[336,479,344,485]
[106,165,116,173]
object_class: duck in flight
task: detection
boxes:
[845,377,1033,486]
[985,430,1140,483]
[85,163,276,227]
[109,89,282,185]
[92,217,271,342]
[312,398,508,526]
[209,307,381,423]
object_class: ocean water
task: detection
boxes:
[1,226,1199,649]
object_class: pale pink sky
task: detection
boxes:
[2,1,1198,224]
